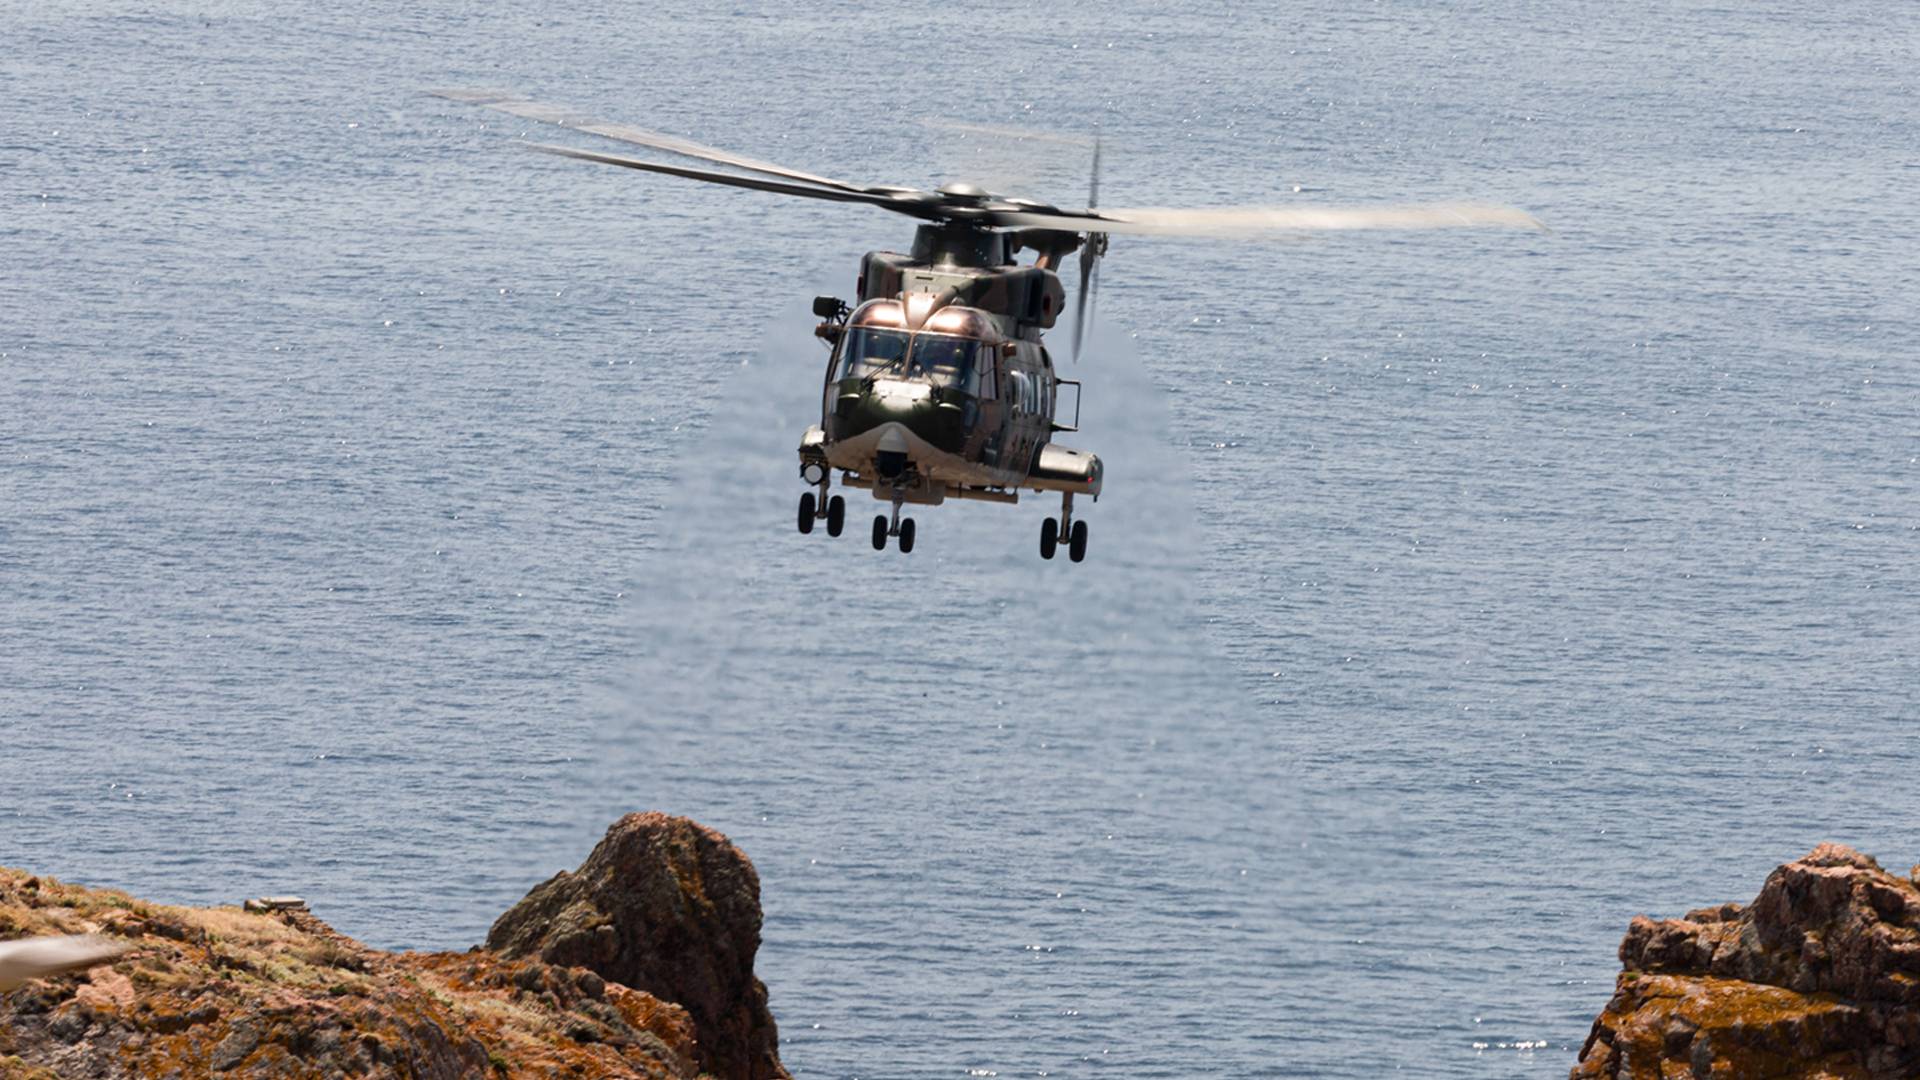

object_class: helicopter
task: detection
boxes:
[433,90,1542,562]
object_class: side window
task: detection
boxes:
[823,337,842,419]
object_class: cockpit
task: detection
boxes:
[837,301,994,394]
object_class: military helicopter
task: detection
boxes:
[434,90,1542,562]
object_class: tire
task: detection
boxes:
[898,518,916,554]
[798,492,816,534]
[1040,517,1058,560]
[826,495,845,537]
[872,515,889,550]
[1069,520,1088,563]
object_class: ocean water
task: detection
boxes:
[4,2,1917,1076]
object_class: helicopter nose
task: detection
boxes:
[874,427,910,479]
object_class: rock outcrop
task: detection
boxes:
[0,872,697,1078]
[488,812,788,1080]
[1573,843,1920,1079]
[0,813,787,1080]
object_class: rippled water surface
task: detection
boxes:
[5,3,1918,1076]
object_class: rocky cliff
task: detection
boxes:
[487,813,787,1080]
[1573,843,1920,1080]
[0,814,784,1079]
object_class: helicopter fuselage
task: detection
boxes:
[796,224,1102,556]
[433,89,1542,561]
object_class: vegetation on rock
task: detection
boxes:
[1573,843,1920,1080]
[1,814,785,1079]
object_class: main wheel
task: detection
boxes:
[826,495,845,537]
[898,518,916,554]
[871,515,889,550]
[797,492,816,535]
[1068,519,1089,563]
[1039,517,1058,560]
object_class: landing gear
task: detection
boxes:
[799,476,844,538]
[1040,492,1088,563]
[872,491,915,554]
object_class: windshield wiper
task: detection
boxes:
[861,333,917,389]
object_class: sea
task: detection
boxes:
[4,2,1916,1076]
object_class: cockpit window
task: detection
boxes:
[838,328,910,380]
[838,328,981,390]
[910,335,978,383]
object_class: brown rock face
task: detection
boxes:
[1573,843,1920,1079]
[0,867,697,1079]
[487,812,788,1080]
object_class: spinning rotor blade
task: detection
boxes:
[1071,248,1110,362]
[1072,248,1092,361]
[1088,133,1101,210]
[1088,265,1103,351]
[432,88,872,194]
[527,143,938,214]
[0,935,132,992]
[1070,135,1103,363]
[436,90,1547,247]
[994,201,1545,237]
[919,118,1099,149]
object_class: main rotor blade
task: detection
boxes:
[432,88,874,194]
[527,143,939,215]
[992,202,1545,236]
[919,118,1099,149]
[0,935,132,992]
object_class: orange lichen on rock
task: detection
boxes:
[1,813,789,1079]
[1573,845,1920,1079]
[487,812,789,1080]
[1575,974,1868,1079]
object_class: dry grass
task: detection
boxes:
[176,906,304,948]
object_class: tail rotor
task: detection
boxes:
[1071,134,1106,363]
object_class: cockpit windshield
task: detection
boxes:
[911,335,977,380]
[838,328,981,390]
[838,328,910,380]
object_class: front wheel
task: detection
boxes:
[871,515,889,550]
[797,492,816,534]
[1039,517,1058,560]
[826,495,845,537]
[1068,520,1089,563]
[898,518,916,554]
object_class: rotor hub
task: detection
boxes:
[935,181,991,203]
